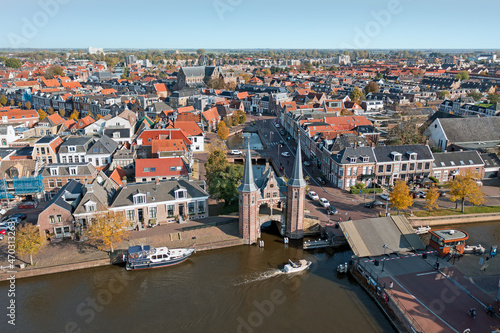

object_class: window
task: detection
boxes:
[126,210,134,221]
[48,179,55,188]
[409,163,415,171]
[176,166,182,171]
[353,167,358,176]
[362,156,369,162]
[378,165,384,173]
[198,201,205,213]
[62,156,67,163]
[362,167,367,175]
[273,192,277,197]
[386,164,392,173]
[70,168,77,175]
[151,167,156,172]
[349,157,356,163]
[424,162,430,170]
[170,167,176,171]
[401,164,407,171]
[68,156,73,163]
[133,194,146,205]
[346,178,351,188]
[68,146,76,152]
[50,168,58,176]
[266,192,270,198]
[188,202,195,215]
[143,167,149,172]
[56,179,62,187]
[347,168,352,176]
[86,203,96,212]
[149,206,157,219]
[417,163,422,170]
[56,215,62,223]
[49,215,55,224]
[339,168,344,177]
[167,204,174,217]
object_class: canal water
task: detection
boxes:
[1,226,394,333]
[226,132,264,150]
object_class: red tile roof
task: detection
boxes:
[135,157,188,178]
[110,166,127,187]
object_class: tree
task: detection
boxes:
[70,110,79,121]
[96,114,103,120]
[454,70,469,81]
[467,91,483,101]
[58,109,65,117]
[38,109,47,121]
[44,65,64,79]
[207,137,226,154]
[0,94,7,106]
[25,101,31,110]
[364,82,379,94]
[237,110,246,124]
[241,73,251,83]
[86,211,129,253]
[263,69,271,76]
[487,92,500,104]
[389,119,424,145]
[425,186,440,211]
[5,58,22,68]
[10,100,14,106]
[415,101,423,108]
[47,107,54,115]
[205,77,226,89]
[105,56,119,69]
[197,49,206,55]
[447,171,485,213]
[350,87,365,103]
[389,180,413,213]
[217,121,229,141]
[17,102,22,108]
[340,108,354,116]
[15,224,46,266]
[205,150,244,205]
[439,90,450,99]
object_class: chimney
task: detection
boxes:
[155,177,160,185]
[122,178,127,188]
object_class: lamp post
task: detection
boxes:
[382,244,388,272]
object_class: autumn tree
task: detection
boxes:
[237,109,246,124]
[487,92,500,104]
[340,108,354,116]
[38,109,47,121]
[389,180,413,213]
[70,110,79,121]
[0,94,6,106]
[86,211,129,253]
[217,121,229,141]
[47,107,54,115]
[44,65,64,79]
[207,137,226,154]
[10,100,15,106]
[17,102,22,108]
[364,81,379,94]
[439,90,450,99]
[263,68,271,76]
[425,186,440,211]
[205,77,226,89]
[350,87,365,103]
[467,91,483,101]
[15,224,46,266]
[25,101,31,110]
[388,119,424,145]
[96,114,103,120]
[241,73,251,83]
[447,171,485,213]
[58,109,65,117]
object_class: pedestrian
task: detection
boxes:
[486,305,494,317]
[469,307,476,318]
[339,217,342,222]
[435,262,440,270]
[389,281,393,289]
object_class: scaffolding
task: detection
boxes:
[12,175,44,195]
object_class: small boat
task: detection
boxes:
[414,226,431,235]
[282,259,312,274]
[125,245,195,271]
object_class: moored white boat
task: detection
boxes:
[126,245,195,271]
[414,226,431,235]
[282,259,311,274]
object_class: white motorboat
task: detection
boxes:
[282,259,312,274]
[414,226,431,235]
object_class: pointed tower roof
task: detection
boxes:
[238,143,258,192]
[288,141,307,187]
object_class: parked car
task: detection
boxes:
[308,191,319,200]
[476,181,483,186]
[319,198,330,208]
[18,201,37,209]
[439,190,447,197]
[416,191,426,198]
[230,150,243,155]
[3,217,20,225]
[365,200,385,208]
[256,113,262,116]
[380,194,390,201]
[316,177,326,185]
[281,152,291,157]
[274,123,280,128]
[280,130,285,136]
[303,161,311,167]
[11,213,27,220]
[327,205,338,215]
[0,223,13,234]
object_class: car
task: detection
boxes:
[281,152,291,157]
[439,190,447,197]
[303,161,311,167]
[18,201,37,209]
[0,223,13,234]
[476,181,483,186]
[3,217,20,225]
[380,194,390,201]
[274,123,280,128]
[327,205,338,215]
[416,191,426,198]
[10,213,27,220]
[316,177,326,185]
[365,200,385,208]
[308,191,319,200]
[230,150,243,155]
[256,113,262,116]
[280,130,285,136]
[319,198,330,208]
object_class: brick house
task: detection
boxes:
[432,151,484,183]
[37,181,83,240]
[329,146,376,190]
[40,162,97,200]
[32,135,63,164]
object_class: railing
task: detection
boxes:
[181,219,236,232]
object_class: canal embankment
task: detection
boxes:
[408,212,500,226]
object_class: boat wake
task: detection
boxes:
[233,269,283,286]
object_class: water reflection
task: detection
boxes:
[226,132,264,150]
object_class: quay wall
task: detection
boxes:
[408,212,500,227]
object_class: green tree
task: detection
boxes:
[350,87,365,103]
[15,224,46,266]
[237,110,246,124]
[447,171,485,213]
[438,90,450,99]
[197,49,206,55]
[44,65,64,79]
[364,82,379,94]
[389,119,424,145]
[205,149,229,182]
[389,180,413,214]
[207,163,244,205]
[38,109,47,121]
[5,58,22,68]
[454,70,469,81]
[105,56,119,69]
[487,92,500,104]
[467,91,483,101]
[217,121,229,141]
[0,94,7,106]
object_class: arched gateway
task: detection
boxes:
[238,142,306,244]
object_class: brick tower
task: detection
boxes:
[238,144,259,244]
[286,141,306,239]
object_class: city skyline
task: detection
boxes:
[1,0,499,49]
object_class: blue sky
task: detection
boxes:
[0,0,498,50]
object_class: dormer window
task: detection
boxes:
[69,167,77,175]
[84,201,97,213]
[362,156,369,163]
[175,188,187,199]
[391,152,402,162]
[348,156,356,163]
[50,168,58,176]
[133,193,146,205]
[407,152,417,160]
[68,146,76,152]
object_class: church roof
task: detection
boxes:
[238,143,258,193]
[288,141,306,187]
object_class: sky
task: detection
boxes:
[0,0,498,50]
